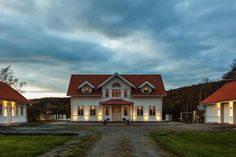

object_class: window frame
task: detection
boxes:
[78,106,84,116]
[15,104,18,116]
[112,89,121,98]
[123,106,128,116]
[143,87,150,94]
[124,89,128,97]
[105,106,110,116]
[90,106,96,116]
[20,105,24,116]
[137,106,143,116]
[105,89,109,97]
[112,82,121,87]
[149,106,156,116]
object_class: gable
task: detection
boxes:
[97,73,135,88]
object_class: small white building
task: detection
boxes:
[67,73,166,122]
[201,81,236,124]
[0,82,29,125]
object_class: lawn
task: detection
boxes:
[0,135,71,157]
[151,131,236,157]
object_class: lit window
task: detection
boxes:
[112,89,121,97]
[124,106,128,116]
[137,106,143,116]
[149,106,155,116]
[90,106,96,116]
[20,106,23,116]
[105,89,109,97]
[0,104,2,115]
[124,89,128,97]
[105,106,110,116]
[78,106,84,116]
[143,87,149,94]
[84,87,90,94]
[112,82,121,87]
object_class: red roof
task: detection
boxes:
[100,99,133,105]
[67,74,166,97]
[0,82,29,103]
[201,81,236,105]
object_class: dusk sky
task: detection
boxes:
[0,0,236,99]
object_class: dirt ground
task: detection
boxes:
[0,122,234,157]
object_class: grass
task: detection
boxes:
[65,133,102,157]
[151,131,236,157]
[0,135,71,157]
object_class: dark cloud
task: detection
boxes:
[0,0,235,97]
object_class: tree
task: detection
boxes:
[0,65,26,93]
[222,59,236,81]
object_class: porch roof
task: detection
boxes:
[100,99,133,105]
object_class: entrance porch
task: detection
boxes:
[100,99,134,122]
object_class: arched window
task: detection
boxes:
[112,82,121,87]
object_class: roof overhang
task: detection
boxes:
[139,81,155,89]
[97,72,135,88]
[78,81,95,89]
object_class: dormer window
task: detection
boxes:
[79,81,95,94]
[139,81,155,94]
[84,87,90,94]
[143,87,149,94]
[112,82,121,87]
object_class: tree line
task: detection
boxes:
[163,59,236,120]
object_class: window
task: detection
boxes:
[105,106,110,116]
[143,87,150,94]
[0,104,2,116]
[15,104,18,116]
[112,82,121,87]
[124,89,128,97]
[20,106,24,116]
[90,106,96,116]
[124,106,128,116]
[137,106,143,116]
[105,89,109,97]
[112,89,121,97]
[84,87,90,94]
[149,106,155,116]
[78,106,84,116]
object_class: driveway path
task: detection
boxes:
[86,124,171,157]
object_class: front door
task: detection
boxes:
[7,105,12,125]
[112,106,121,122]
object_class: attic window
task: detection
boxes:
[142,86,152,94]
[112,82,121,87]
[80,85,92,94]
[84,87,90,94]
[144,87,149,93]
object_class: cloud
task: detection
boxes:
[0,0,236,98]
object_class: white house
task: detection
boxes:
[67,73,166,122]
[0,82,29,125]
[201,81,236,124]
